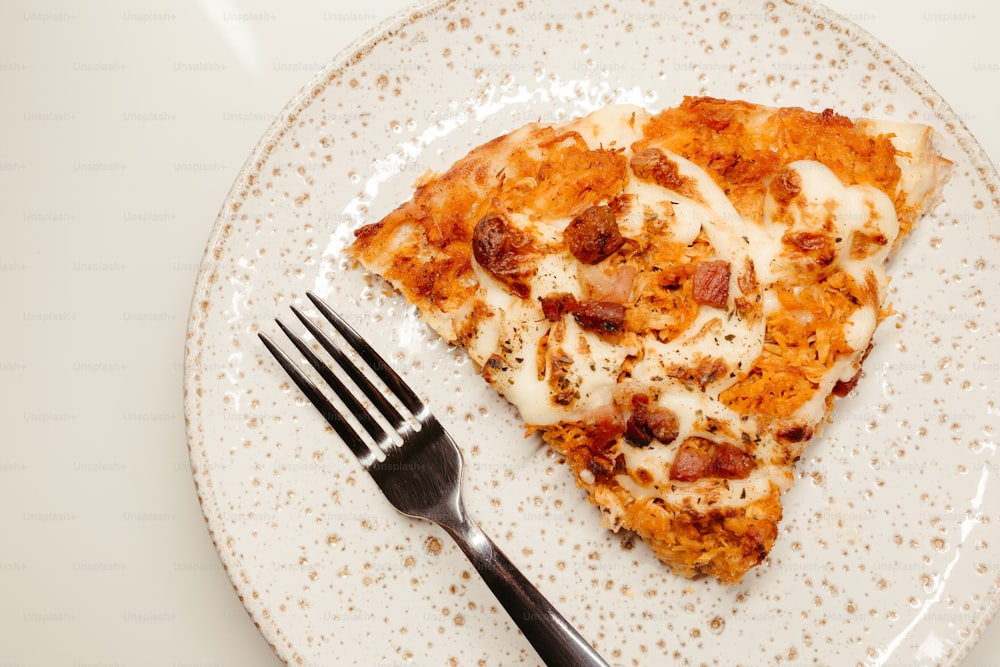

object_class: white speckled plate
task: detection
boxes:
[184,0,1000,664]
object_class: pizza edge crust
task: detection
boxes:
[542,426,783,585]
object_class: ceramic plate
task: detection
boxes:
[184,0,1000,664]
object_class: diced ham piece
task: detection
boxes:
[692,260,731,309]
[669,440,755,481]
[669,444,712,482]
[711,442,755,479]
[624,394,679,447]
[573,300,625,333]
[539,293,579,322]
[538,294,624,332]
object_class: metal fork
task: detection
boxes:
[259,291,610,667]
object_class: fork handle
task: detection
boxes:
[440,514,611,667]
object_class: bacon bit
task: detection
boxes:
[669,438,755,482]
[564,204,625,264]
[539,292,628,332]
[692,260,731,309]
[646,407,680,444]
[711,442,755,479]
[585,404,626,451]
[569,408,627,484]
[769,168,802,205]
[471,212,536,298]
[573,300,625,333]
[624,394,653,446]
[669,443,712,482]
[539,293,579,322]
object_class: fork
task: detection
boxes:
[259,291,610,667]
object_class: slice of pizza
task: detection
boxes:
[345,96,951,583]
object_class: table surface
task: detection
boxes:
[2,0,998,665]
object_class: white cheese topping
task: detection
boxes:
[457,106,921,510]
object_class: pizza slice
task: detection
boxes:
[345,96,951,583]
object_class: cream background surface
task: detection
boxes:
[1,0,998,665]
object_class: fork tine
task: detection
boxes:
[289,305,410,434]
[306,292,426,417]
[258,332,378,469]
[272,318,399,449]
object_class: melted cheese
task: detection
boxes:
[573,104,651,151]
[464,105,916,509]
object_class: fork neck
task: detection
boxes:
[432,504,610,667]
[425,496,473,541]
[431,502,511,591]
